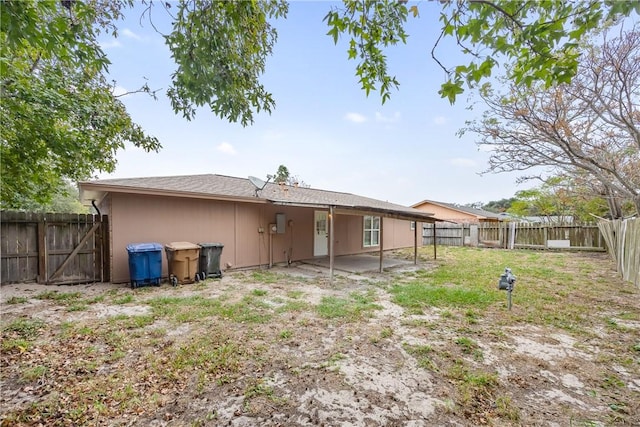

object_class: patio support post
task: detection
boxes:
[379,216,384,273]
[329,206,335,282]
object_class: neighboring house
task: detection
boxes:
[79,174,435,283]
[412,200,504,224]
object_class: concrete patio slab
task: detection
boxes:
[301,253,415,274]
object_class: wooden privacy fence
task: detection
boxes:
[1,211,109,285]
[597,218,639,287]
[423,222,605,251]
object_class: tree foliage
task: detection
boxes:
[507,177,614,223]
[481,198,515,214]
[165,0,288,125]
[0,0,160,209]
[2,1,639,210]
[267,164,309,187]
[326,0,640,103]
[13,180,90,214]
[465,26,640,218]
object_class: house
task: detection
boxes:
[79,174,436,283]
[412,199,504,224]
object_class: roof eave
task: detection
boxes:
[78,182,268,205]
[268,200,437,222]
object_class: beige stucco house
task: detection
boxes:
[79,174,435,283]
[412,200,504,224]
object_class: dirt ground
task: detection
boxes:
[1,252,639,426]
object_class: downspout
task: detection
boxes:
[91,200,101,217]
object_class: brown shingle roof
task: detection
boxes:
[80,174,434,221]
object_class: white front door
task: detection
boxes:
[314,211,328,256]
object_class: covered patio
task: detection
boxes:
[301,253,419,274]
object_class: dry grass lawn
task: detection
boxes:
[1,247,639,426]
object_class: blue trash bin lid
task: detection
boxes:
[127,242,163,253]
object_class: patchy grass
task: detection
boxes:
[390,282,498,311]
[248,270,281,284]
[1,317,46,352]
[148,294,273,324]
[316,290,381,321]
[403,343,437,371]
[1,247,638,426]
[6,296,28,304]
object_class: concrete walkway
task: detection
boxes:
[300,253,415,274]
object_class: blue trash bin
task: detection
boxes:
[126,243,163,289]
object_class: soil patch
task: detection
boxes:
[1,251,639,426]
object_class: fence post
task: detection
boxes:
[469,224,479,247]
[509,222,516,249]
[37,216,47,284]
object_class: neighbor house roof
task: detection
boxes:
[79,174,436,222]
[412,199,503,221]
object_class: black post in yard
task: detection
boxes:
[433,222,437,260]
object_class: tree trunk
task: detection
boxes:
[605,187,624,219]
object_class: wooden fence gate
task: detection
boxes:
[1,211,109,285]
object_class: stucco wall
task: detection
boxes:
[332,215,419,255]
[107,193,421,283]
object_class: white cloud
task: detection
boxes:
[216,142,237,155]
[121,28,142,40]
[375,111,401,123]
[100,39,122,49]
[344,112,367,123]
[111,85,129,97]
[450,158,477,168]
[433,116,447,125]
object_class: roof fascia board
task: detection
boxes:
[335,207,437,222]
[78,183,268,205]
[269,200,436,222]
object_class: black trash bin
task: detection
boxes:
[198,243,224,279]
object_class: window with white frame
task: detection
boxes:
[363,216,380,247]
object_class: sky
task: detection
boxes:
[98,1,537,207]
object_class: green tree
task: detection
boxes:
[325,1,640,103]
[1,0,160,209]
[13,180,89,214]
[165,0,289,126]
[3,0,639,209]
[269,165,291,184]
[507,177,611,223]
[482,198,515,213]
[267,165,309,187]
